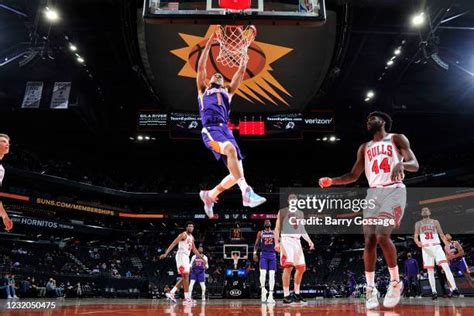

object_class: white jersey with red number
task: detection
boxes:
[364,133,405,188]
[177,233,194,256]
[419,219,441,246]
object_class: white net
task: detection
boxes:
[215,25,257,68]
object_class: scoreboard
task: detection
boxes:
[137,110,335,138]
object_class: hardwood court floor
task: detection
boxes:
[1,297,474,315]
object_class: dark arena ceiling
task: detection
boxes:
[0,0,473,146]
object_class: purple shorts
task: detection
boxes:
[201,124,244,164]
[450,258,469,274]
[260,254,277,271]
[190,270,206,282]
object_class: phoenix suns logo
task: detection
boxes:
[170,25,293,106]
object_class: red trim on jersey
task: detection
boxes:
[424,265,434,269]
[438,260,448,266]
[390,133,403,161]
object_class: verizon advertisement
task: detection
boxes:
[303,111,335,132]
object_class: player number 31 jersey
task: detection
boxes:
[419,220,441,246]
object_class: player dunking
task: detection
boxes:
[160,222,202,305]
[414,207,459,299]
[253,220,276,304]
[445,234,473,288]
[274,194,314,304]
[196,32,266,218]
[319,111,419,309]
[189,246,209,301]
[0,134,13,232]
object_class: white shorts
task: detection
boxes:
[280,236,305,268]
[422,244,448,269]
[364,187,406,228]
[176,253,191,275]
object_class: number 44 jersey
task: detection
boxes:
[364,133,405,188]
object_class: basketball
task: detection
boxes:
[188,39,266,82]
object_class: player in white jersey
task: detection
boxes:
[160,222,202,305]
[274,194,314,304]
[318,111,419,309]
[414,207,459,299]
[0,134,13,232]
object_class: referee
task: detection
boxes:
[0,134,13,231]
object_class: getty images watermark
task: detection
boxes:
[280,187,474,235]
[286,193,397,228]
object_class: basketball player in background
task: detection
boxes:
[319,111,419,309]
[445,234,473,288]
[0,134,13,232]
[253,220,277,303]
[414,208,460,299]
[160,222,202,305]
[189,246,209,301]
[274,194,314,304]
[197,32,266,218]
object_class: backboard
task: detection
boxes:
[144,0,326,26]
[223,244,248,260]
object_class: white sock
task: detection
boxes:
[269,270,275,292]
[283,287,290,297]
[184,292,190,299]
[428,269,437,293]
[170,286,178,294]
[294,283,300,295]
[200,282,206,297]
[210,175,236,199]
[237,177,250,194]
[441,263,457,290]
[189,280,195,298]
[260,269,267,289]
[388,265,400,283]
[209,187,221,200]
[365,271,375,288]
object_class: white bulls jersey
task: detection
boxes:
[419,219,441,246]
[281,208,305,239]
[0,163,4,187]
[364,133,405,188]
[177,233,194,256]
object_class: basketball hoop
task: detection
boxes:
[215,25,257,68]
[231,252,240,266]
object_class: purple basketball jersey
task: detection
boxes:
[198,86,231,126]
[448,241,464,262]
[260,230,276,256]
[192,256,206,273]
